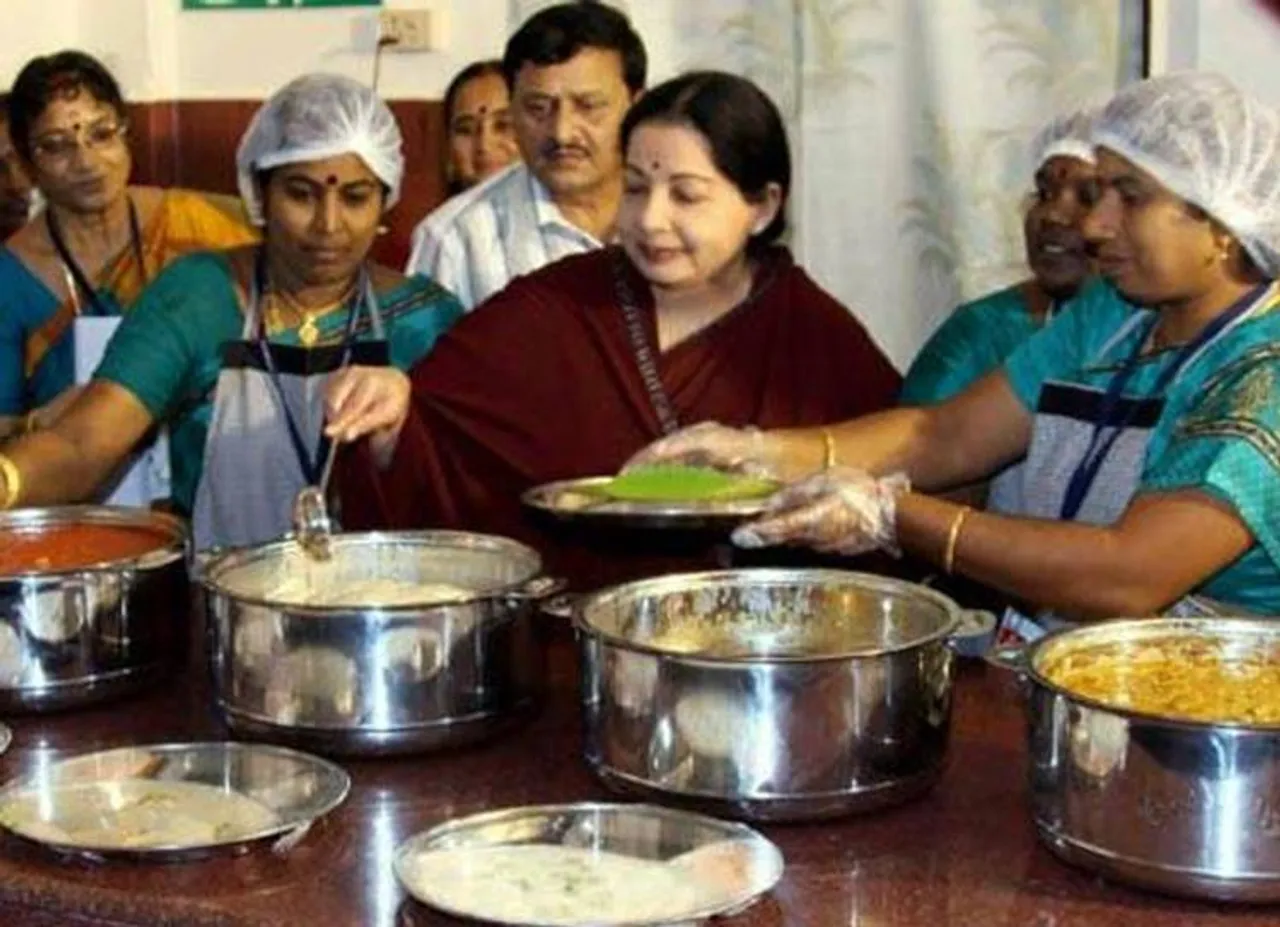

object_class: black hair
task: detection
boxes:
[620,70,791,251]
[444,60,505,129]
[442,60,505,195]
[502,1,646,95]
[7,51,127,162]
[0,93,9,124]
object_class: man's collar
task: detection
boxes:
[525,168,606,244]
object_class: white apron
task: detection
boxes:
[997,286,1270,644]
[191,253,388,552]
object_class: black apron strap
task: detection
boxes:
[46,197,147,317]
[1060,283,1269,520]
[250,249,367,485]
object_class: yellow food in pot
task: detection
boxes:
[1041,635,1280,724]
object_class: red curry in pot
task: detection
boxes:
[0,524,173,573]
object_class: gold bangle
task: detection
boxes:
[943,506,971,575]
[0,453,21,511]
[822,427,837,470]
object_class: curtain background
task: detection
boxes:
[511,0,1144,368]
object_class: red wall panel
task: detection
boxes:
[126,99,446,268]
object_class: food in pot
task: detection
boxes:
[402,843,741,924]
[595,466,779,503]
[0,779,278,849]
[0,524,172,574]
[263,577,472,608]
[1041,633,1280,724]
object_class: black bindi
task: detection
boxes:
[325,175,340,186]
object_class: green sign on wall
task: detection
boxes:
[183,0,381,10]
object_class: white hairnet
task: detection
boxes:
[1092,71,1280,277]
[235,73,404,226]
[1031,107,1098,169]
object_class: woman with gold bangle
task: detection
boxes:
[627,73,1280,640]
[0,74,462,551]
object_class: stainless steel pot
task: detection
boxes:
[996,617,1280,902]
[201,531,559,756]
[576,569,961,821]
[0,506,188,713]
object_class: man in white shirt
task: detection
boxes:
[406,2,646,309]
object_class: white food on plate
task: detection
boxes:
[0,779,278,849]
[402,843,719,924]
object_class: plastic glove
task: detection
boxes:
[731,467,910,556]
[622,422,780,478]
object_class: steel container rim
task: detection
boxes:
[574,568,961,663]
[199,529,545,615]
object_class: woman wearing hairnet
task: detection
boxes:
[900,107,1114,518]
[901,107,1104,408]
[629,72,1280,639]
[0,74,463,551]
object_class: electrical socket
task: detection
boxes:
[378,9,443,52]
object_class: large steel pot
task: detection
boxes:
[997,617,1280,902]
[576,569,961,821]
[0,506,188,712]
[201,531,558,756]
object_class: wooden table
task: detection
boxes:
[0,635,1276,926]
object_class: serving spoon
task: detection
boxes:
[292,440,340,562]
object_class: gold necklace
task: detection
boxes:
[268,283,357,347]
[297,308,321,348]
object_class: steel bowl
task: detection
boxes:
[394,802,784,926]
[0,506,188,713]
[0,741,348,863]
[576,569,961,821]
[995,617,1280,902]
[201,531,559,756]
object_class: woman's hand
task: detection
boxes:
[623,422,779,477]
[324,366,410,464]
[732,467,910,555]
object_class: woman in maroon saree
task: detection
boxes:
[339,72,900,589]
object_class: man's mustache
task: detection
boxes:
[539,144,590,159]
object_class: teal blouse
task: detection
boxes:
[95,251,463,513]
[1004,280,1280,613]
[902,278,1118,405]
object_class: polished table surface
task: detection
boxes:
[0,636,1278,927]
